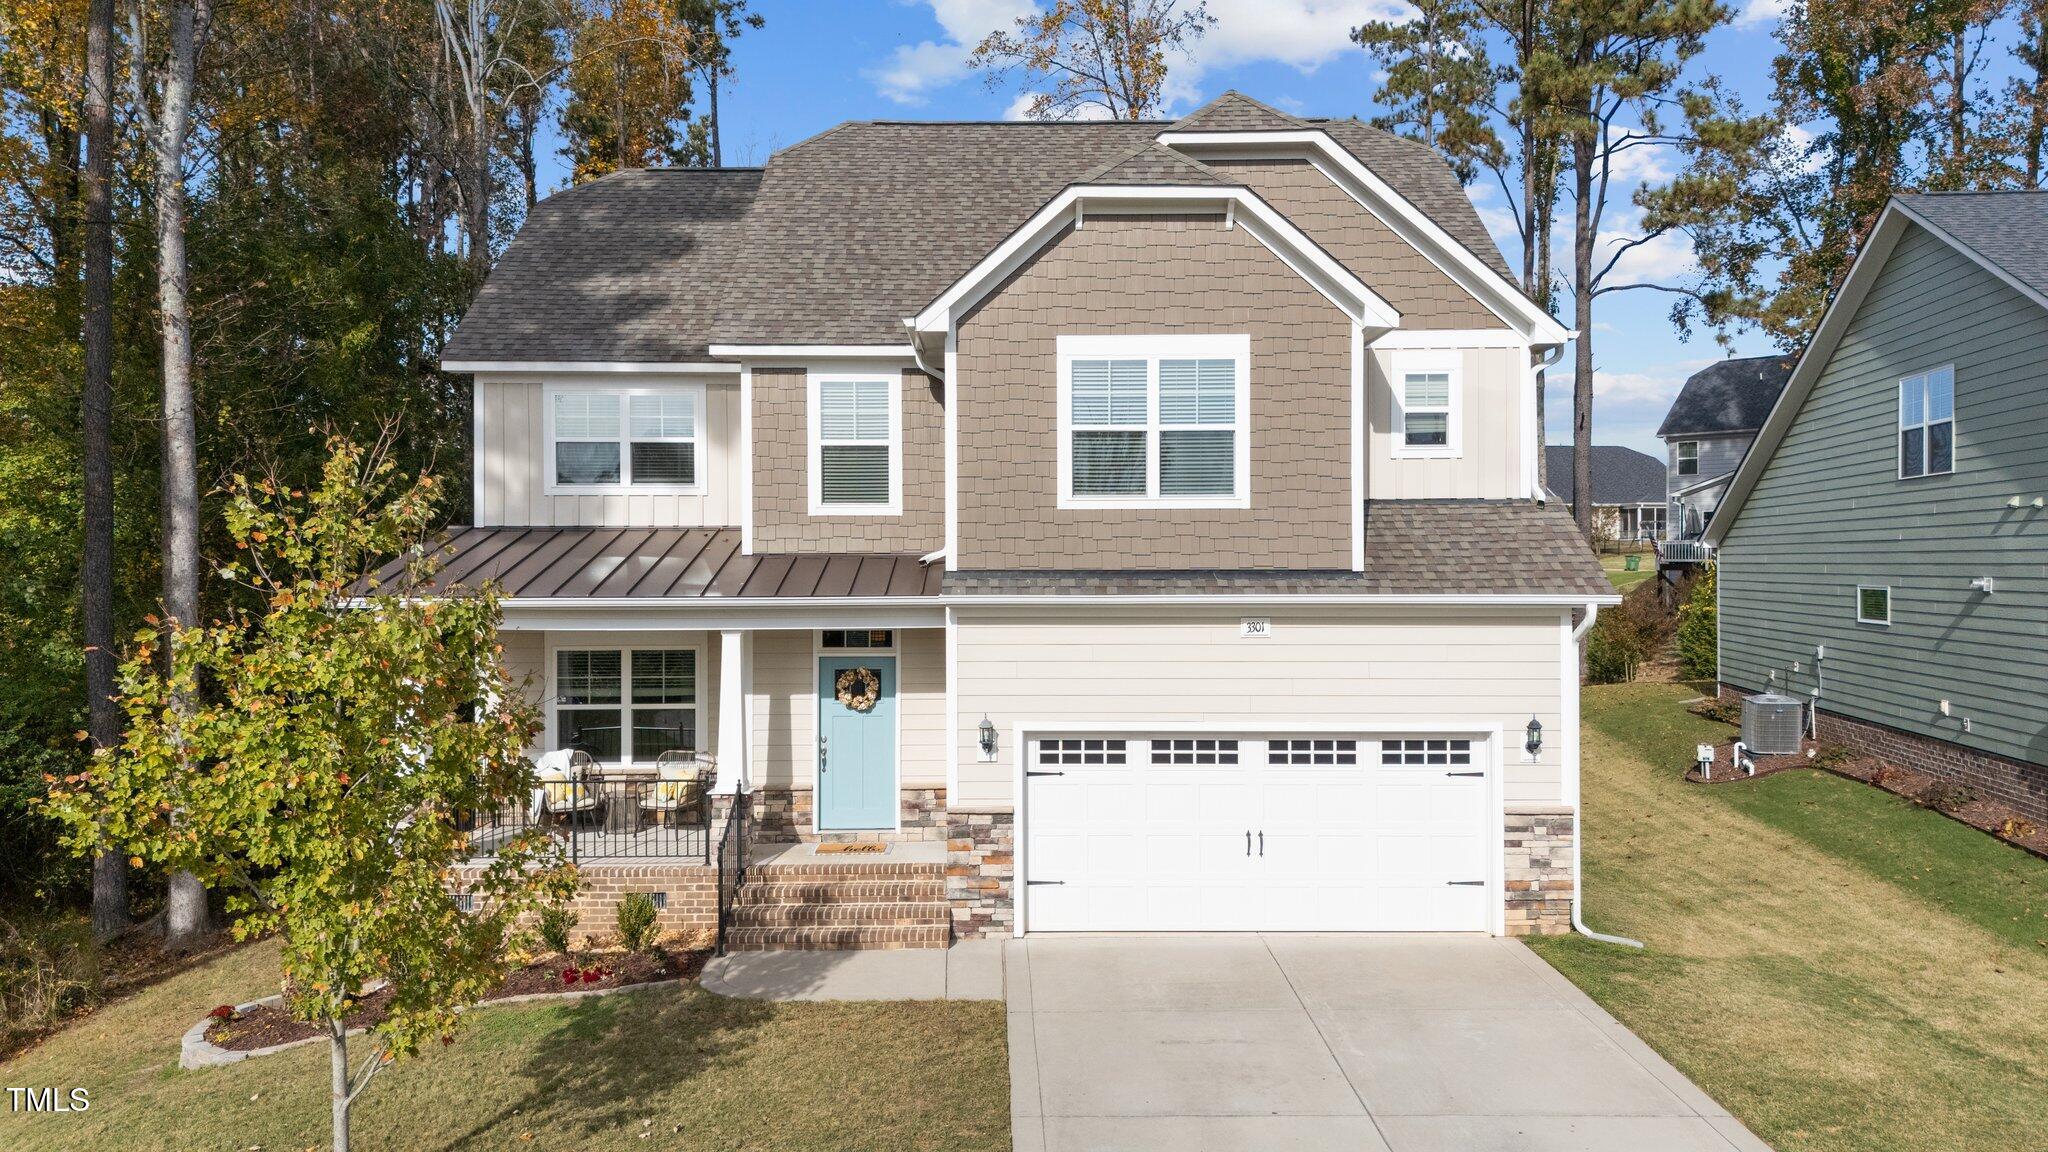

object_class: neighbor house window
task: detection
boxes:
[1676,441,1699,475]
[545,385,704,493]
[1392,352,1461,458]
[554,647,697,764]
[1898,366,1954,479]
[1856,585,1891,626]
[1057,334,1250,508]
[809,372,900,513]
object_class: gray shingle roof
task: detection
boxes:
[1656,354,1795,437]
[446,96,1518,360]
[1896,191,2048,303]
[944,500,1610,599]
[367,527,942,599]
[1541,446,1667,507]
[1172,91,1307,133]
[443,168,761,363]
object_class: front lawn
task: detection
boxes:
[0,938,1009,1151]
[1530,682,2048,1152]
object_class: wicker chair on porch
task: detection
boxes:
[639,750,713,828]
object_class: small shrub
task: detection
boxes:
[615,893,659,953]
[1676,563,1718,680]
[1585,583,1665,685]
[1925,783,1976,813]
[538,905,577,955]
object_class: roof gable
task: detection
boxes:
[1657,354,1795,437]
[1171,90,1307,133]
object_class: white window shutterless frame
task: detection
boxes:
[1898,366,1955,479]
[543,383,707,495]
[1392,350,1461,459]
[1055,333,1251,510]
[808,370,902,515]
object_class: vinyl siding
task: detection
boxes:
[1666,432,1750,496]
[499,629,724,762]
[1718,222,2048,767]
[1365,345,1529,498]
[955,212,1353,569]
[747,628,946,792]
[475,377,744,527]
[750,368,945,553]
[951,606,1567,808]
[1206,159,1508,330]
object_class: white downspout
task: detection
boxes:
[1532,342,1568,503]
[1568,603,1645,949]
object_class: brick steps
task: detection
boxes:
[724,924,950,951]
[728,860,949,950]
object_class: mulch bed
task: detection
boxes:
[1679,714,2048,862]
[202,948,707,1053]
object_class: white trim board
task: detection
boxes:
[708,344,917,360]
[443,361,739,375]
[1155,129,1569,345]
[909,184,1401,334]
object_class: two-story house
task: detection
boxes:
[1656,355,1793,538]
[424,92,1614,949]
[1707,191,2048,824]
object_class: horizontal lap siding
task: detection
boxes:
[1719,222,2048,766]
[956,213,1352,569]
[476,379,743,527]
[951,607,1565,807]
[747,629,946,792]
[1667,433,1750,496]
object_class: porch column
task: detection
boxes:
[713,629,750,795]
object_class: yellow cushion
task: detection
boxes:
[542,781,585,807]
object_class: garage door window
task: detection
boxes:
[1269,738,1358,765]
[1149,738,1239,765]
[1040,738,1127,765]
[1382,738,1472,765]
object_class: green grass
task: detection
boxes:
[1600,551,1654,591]
[1531,682,2048,1152]
[0,938,1009,1151]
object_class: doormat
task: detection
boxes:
[814,843,887,855]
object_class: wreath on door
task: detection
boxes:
[834,666,881,712]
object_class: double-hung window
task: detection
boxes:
[1898,366,1954,479]
[1057,334,1250,508]
[809,372,901,514]
[545,384,704,493]
[553,646,698,764]
[1676,441,1699,476]
[1392,352,1461,458]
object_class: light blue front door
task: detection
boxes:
[817,656,897,830]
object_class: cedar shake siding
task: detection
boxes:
[956,212,1352,570]
[750,367,945,554]
[1209,158,1506,331]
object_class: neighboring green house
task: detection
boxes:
[1706,192,2048,822]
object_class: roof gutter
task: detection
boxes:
[903,322,946,384]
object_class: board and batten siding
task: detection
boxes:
[1718,222,2048,768]
[747,628,946,793]
[474,376,745,527]
[1364,345,1529,499]
[950,606,1567,808]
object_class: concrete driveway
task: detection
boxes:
[1005,935,1770,1152]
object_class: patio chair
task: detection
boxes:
[534,748,604,827]
[640,750,712,827]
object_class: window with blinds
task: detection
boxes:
[1393,355,1459,458]
[547,386,704,492]
[1059,336,1247,507]
[812,374,898,511]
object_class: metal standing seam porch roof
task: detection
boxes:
[370,527,942,600]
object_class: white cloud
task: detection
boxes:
[868,1,1034,105]
[1735,0,1789,29]
[1591,361,1713,405]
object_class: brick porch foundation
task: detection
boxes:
[1721,683,2048,823]
[451,861,717,950]
[1504,805,1575,936]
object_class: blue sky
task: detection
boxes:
[534,0,1797,461]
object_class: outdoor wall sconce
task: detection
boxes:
[1525,716,1544,758]
[978,714,997,761]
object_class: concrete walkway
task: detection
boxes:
[1006,935,1771,1152]
[699,939,1003,1001]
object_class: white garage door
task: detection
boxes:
[1024,733,1491,932]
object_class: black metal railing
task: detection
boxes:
[714,793,748,955]
[464,774,711,864]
